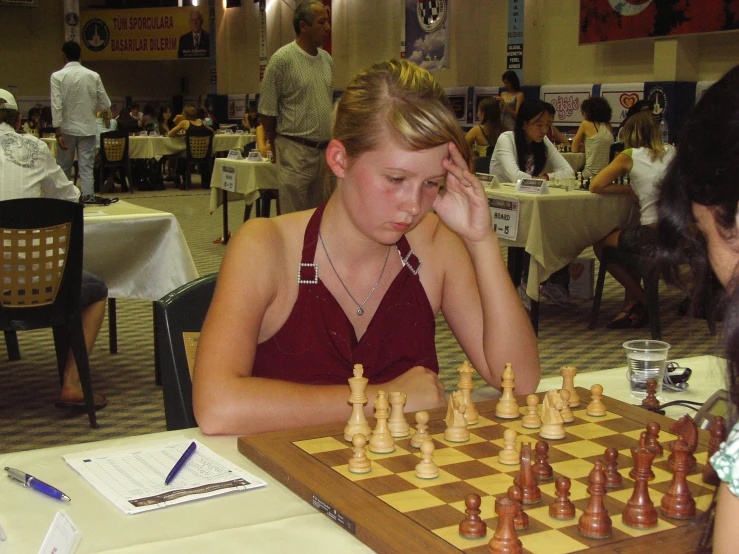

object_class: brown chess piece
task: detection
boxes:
[629,433,655,481]
[661,438,696,520]
[578,460,612,539]
[488,497,522,554]
[550,476,576,520]
[646,421,663,458]
[641,379,660,408]
[703,416,727,486]
[622,435,658,529]
[668,414,698,472]
[604,447,622,489]
[532,440,553,481]
[508,485,529,530]
[459,493,487,539]
[516,443,541,505]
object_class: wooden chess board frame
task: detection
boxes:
[238,388,714,554]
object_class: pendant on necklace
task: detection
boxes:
[357,307,364,316]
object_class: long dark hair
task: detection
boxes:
[514,98,549,176]
[655,65,739,549]
[502,70,521,92]
[158,104,172,130]
[478,97,505,146]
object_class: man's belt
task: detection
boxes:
[280,134,329,149]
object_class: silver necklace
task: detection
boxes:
[318,230,391,316]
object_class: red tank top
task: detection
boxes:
[252,202,438,385]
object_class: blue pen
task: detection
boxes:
[164,442,197,485]
[5,467,71,502]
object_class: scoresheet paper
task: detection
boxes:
[63,437,266,514]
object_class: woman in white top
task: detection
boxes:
[590,112,675,328]
[496,71,524,131]
[489,98,574,183]
[572,96,614,179]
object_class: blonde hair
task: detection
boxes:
[330,59,470,191]
[622,112,666,162]
[97,110,112,129]
[183,105,197,121]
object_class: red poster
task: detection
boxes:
[580,0,739,44]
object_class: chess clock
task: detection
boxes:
[694,390,734,430]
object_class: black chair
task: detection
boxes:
[183,125,214,190]
[99,130,132,193]
[0,198,100,427]
[589,247,717,340]
[154,273,218,430]
[474,156,492,175]
[609,142,625,162]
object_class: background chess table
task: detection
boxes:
[238,388,715,554]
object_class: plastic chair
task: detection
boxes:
[0,198,100,428]
[609,142,625,162]
[588,246,717,340]
[474,156,492,174]
[184,125,214,190]
[100,130,132,193]
[154,273,218,430]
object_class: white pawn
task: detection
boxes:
[521,394,542,429]
[498,428,520,465]
[348,433,371,474]
[369,391,395,454]
[586,384,607,417]
[495,362,519,420]
[387,392,410,438]
[559,389,575,423]
[415,438,439,480]
[410,411,431,449]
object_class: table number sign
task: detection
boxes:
[515,178,548,195]
[139,131,147,137]
[476,173,500,188]
[221,165,237,193]
[247,150,263,162]
[487,196,520,241]
[227,149,243,160]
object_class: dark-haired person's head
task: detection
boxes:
[477,98,501,127]
[513,99,552,175]
[28,107,40,120]
[62,40,81,62]
[581,96,613,124]
[502,71,521,92]
[624,99,654,122]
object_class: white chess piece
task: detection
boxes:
[498,428,520,465]
[521,394,542,429]
[444,391,470,443]
[410,411,431,449]
[586,384,607,417]
[558,389,575,423]
[387,392,410,438]
[348,433,371,474]
[457,360,479,425]
[344,364,372,442]
[369,391,395,453]
[539,390,566,440]
[495,362,519,419]
[560,365,580,407]
[415,438,439,479]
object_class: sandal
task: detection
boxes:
[629,302,650,328]
[607,309,632,329]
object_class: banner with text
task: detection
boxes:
[599,83,644,126]
[540,84,594,126]
[80,6,210,61]
[507,0,523,82]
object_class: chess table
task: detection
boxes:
[238,388,715,554]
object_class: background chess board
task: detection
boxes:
[238,389,715,554]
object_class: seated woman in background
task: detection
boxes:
[489,98,574,183]
[192,59,540,436]
[23,107,41,136]
[140,102,157,133]
[239,104,260,132]
[39,105,53,132]
[654,65,739,554]
[572,96,614,179]
[158,104,173,134]
[168,105,214,188]
[466,98,505,157]
[589,111,675,328]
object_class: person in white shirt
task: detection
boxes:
[51,41,111,201]
[0,88,108,412]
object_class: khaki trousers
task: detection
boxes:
[275,135,327,214]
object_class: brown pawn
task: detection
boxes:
[661,438,696,520]
[604,447,622,489]
[629,433,655,481]
[646,421,663,458]
[578,460,612,539]
[532,440,553,481]
[459,493,487,539]
[508,485,529,530]
[641,379,660,408]
[488,497,522,554]
[516,443,541,504]
[703,416,727,486]
[549,476,576,520]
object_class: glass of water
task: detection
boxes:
[623,340,671,399]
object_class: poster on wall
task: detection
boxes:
[507,0,523,82]
[599,83,644,126]
[80,6,210,61]
[404,0,450,71]
[228,95,246,120]
[580,0,739,44]
[540,85,594,126]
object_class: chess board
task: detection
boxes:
[238,388,715,554]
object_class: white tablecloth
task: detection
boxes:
[42,135,256,160]
[0,429,371,554]
[488,184,636,301]
[83,201,198,301]
[209,158,279,211]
